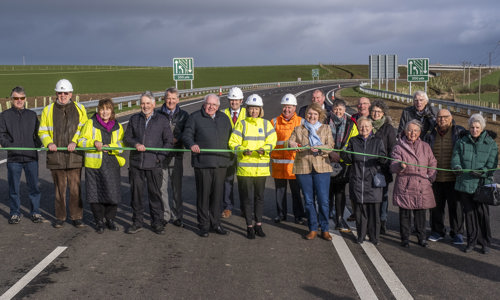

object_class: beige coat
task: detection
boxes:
[288,124,334,174]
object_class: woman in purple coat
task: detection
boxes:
[391,120,437,248]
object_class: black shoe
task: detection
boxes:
[212,225,229,235]
[380,221,386,235]
[356,238,364,244]
[152,224,166,235]
[126,224,143,234]
[254,225,266,237]
[401,241,410,248]
[482,246,490,254]
[372,241,380,246]
[247,227,255,239]
[199,229,209,237]
[419,241,429,248]
[274,216,286,223]
[53,219,64,228]
[73,219,85,228]
[106,219,119,231]
[161,219,168,226]
[96,221,105,234]
[295,217,305,225]
[172,219,184,228]
[463,245,474,253]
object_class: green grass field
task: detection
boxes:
[0,64,363,98]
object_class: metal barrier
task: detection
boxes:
[359,85,500,122]
[31,79,361,116]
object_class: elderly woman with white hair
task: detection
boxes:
[398,90,438,138]
[451,113,498,254]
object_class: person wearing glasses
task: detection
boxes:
[368,100,396,234]
[0,86,42,225]
[39,79,88,228]
[183,94,233,238]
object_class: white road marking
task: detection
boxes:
[0,159,6,164]
[0,246,67,300]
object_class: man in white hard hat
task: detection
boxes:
[221,87,246,218]
[270,94,305,224]
[298,89,332,122]
[39,79,88,228]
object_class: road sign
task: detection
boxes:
[369,54,397,79]
[173,57,194,80]
[312,69,319,78]
[407,58,429,82]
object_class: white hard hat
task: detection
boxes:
[281,93,297,105]
[54,79,73,92]
[227,87,243,100]
[245,94,263,107]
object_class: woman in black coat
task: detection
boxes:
[341,117,387,245]
[369,99,396,234]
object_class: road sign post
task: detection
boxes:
[173,57,194,89]
[407,58,429,95]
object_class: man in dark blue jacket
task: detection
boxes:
[298,89,332,123]
[124,91,173,235]
[183,94,232,237]
[0,86,42,224]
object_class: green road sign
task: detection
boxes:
[173,58,194,80]
[312,69,319,77]
[407,58,429,82]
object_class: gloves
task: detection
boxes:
[329,151,340,163]
[470,171,483,178]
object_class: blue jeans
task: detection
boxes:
[296,171,330,232]
[7,161,41,216]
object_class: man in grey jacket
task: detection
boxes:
[183,94,232,237]
[124,91,174,235]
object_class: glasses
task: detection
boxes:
[57,92,70,95]
[437,115,451,119]
[206,103,219,107]
[371,110,383,114]
[12,97,26,100]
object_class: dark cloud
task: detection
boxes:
[0,0,499,66]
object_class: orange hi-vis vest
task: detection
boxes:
[270,113,303,179]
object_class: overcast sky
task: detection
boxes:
[1,0,499,67]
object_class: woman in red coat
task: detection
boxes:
[391,119,437,248]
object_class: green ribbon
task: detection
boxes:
[1,146,498,173]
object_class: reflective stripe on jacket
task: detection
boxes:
[39,101,88,147]
[228,117,277,177]
[223,107,247,128]
[270,113,302,179]
[77,119,126,168]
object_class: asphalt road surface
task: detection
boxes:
[1,82,499,299]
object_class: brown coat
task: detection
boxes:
[288,124,334,174]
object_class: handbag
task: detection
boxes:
[473,178,500,206]
[372,172,387,188]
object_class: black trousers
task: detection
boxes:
[238,176,266,226]
[90,203,117,222]
[431,181,464,237]
[356,202,380,243]
[222,162,237,211]
[399,208,426,242]
[330,180,347,223]
[274,178,305,219]
[129,167,164,227]
[460,191,491,247]
[194,167,226,231]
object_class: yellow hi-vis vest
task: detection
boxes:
[223,107,247,128]
[77,119,126,168]
[39,101,88,147]
[228,117,277,177]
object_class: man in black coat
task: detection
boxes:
[158,87,189,228]
[182,93,232,237]
[124,91,174,235]
[298,89,332,123]
[0,86,42,224]
[398,90,438,138]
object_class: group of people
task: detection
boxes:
[0,81,498,253]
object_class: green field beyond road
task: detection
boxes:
[0,64,366,98]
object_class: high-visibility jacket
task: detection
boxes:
[270,113,302,179]
[228,117,277,177]
[39,101,88,147]
[223,107,247,128]
[77,118,126,169]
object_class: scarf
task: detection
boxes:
[96,114,115,132]
[415,105,435,124]
[372,116,385,134]
[303,120,323,147]
[330,114,347,148]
